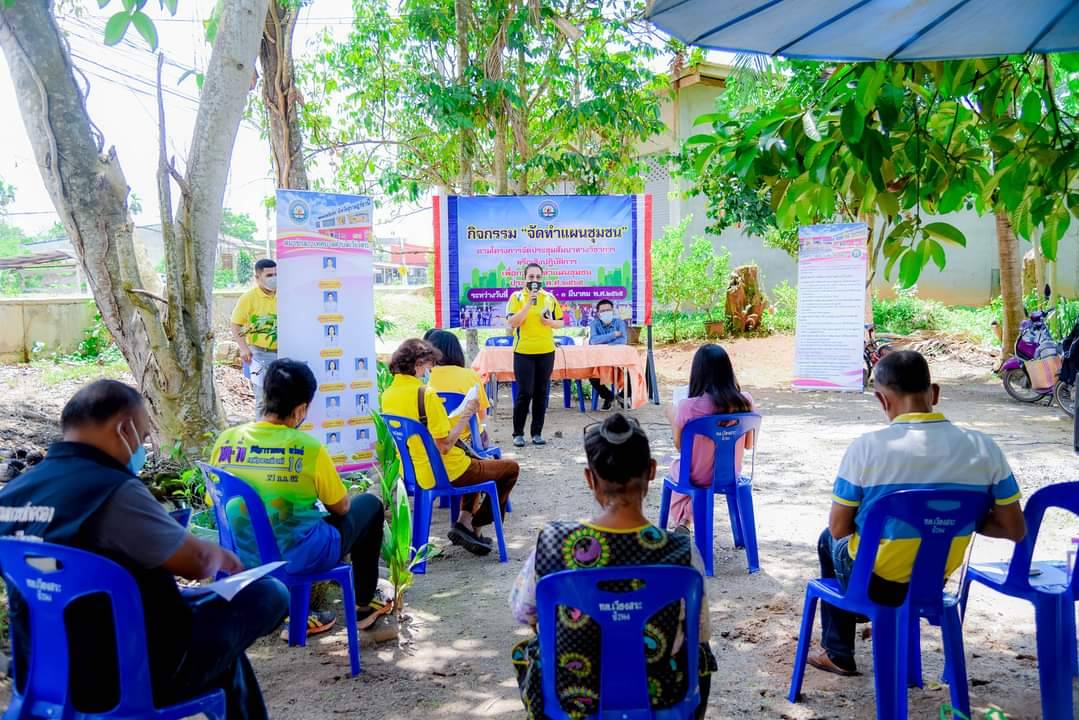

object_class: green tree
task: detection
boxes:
[300,0,668,200]
[683,56,1079,352]
[220,208,258,243]
[0,177,14,216]
[1,0,270,450]
[235,249,255,285]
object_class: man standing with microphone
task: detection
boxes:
[506,263,563,447]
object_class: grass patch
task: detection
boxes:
[873,293,1002,345]
[33,359,128,386]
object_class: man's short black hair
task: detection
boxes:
[255,259,277,274]
[60,380,144,431]
[873,350,931,395]
[596,299,614,310]
[262,359,317,417]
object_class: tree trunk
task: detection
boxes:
[260,0,309,190]
[511,46,530,195]
[0,0,269,449]
[996,210,1024,355]
[454,0,472,194]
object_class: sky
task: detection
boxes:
[0,0,433,247]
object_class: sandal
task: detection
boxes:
[280,609,337,641]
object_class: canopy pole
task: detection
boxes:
[646,324,660,405]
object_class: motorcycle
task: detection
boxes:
[863,323,896,386]
[999,310,1057,403]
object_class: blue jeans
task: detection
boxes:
[164,577,290,719]
[816,529,907,671]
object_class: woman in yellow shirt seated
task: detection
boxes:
[382,339,519,556]
[425,330,493,449]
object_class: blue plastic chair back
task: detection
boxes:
[0,538,174,717]
[536,565,703,719]
[436,392,485,455]
[1000,480,1079,592]
[380,414,455,492]
[846,489,991,611]
[198,462,284,563]
[677,412,761,489]
[485,336,513,347]
[555,336,575,346]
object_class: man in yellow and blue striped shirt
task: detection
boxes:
[809,350,1026,677]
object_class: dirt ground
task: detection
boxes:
[0,335,1076,718]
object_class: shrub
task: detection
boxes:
[235,250,254,285]
[763,281,797,333]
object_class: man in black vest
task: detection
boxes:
[0,380,289,719]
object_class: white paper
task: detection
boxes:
[672,385,689,405]
[197,561,286,602]
[449,384,480,417]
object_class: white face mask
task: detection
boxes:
[262,276,278,292]
[599,311,614,323]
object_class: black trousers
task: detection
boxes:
[513,351,556,437]
[324,493,384,606]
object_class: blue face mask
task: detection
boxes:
[118,419,147,476]
[422,368,432,384]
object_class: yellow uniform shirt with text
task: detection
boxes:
[506,289,563,355]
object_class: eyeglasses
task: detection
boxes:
[582,415,645,445]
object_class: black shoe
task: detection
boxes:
[513,436,526,447]
[601,398,613,410]
[447,522,492,556]
[531,435,546,445]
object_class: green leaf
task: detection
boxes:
[103,12,132,46]
[1021,90,1042,126]
[898,249,923,289]
[121,0,135,10]
[162,0,178,14]
[938,183,967,214]
[130,11,158,50]
[840,102,865,143]
[922,222,966,247]
[802,110,821,142]
[855,65,884,114]
[97,0,111,7]
[876,191,898,217]
[1042,208,1070,261]
[691,112,727,127]
[684,134,715,146]
[876,84,903,129]
[927,238,947,271]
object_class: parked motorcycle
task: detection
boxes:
[999,310,1058,403]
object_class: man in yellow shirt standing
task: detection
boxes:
[506,263,564,447]
[231,259,278,416]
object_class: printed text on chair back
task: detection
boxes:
[535,565,703,719]
[0,538,156,716]
[847,489,990,611]
[679,413,761,489]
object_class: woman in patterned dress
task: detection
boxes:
[509,413,716,718]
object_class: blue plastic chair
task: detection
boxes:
[958,481,1079,720]
[535,565,703,719]
[436,392,510,513]
[380,414,508,574]
[0,537,226,720]
[788,489,992,720]
[197,462,361,677]
[657,413,762,575]
[484,335,517,406]
[554,336,583,411]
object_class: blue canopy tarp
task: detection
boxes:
[645,0,1079,61]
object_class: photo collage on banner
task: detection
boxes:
[276,190,377,470]
[792,222,868,392]
[433,195,652,329]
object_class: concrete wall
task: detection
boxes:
[0,296,98,362]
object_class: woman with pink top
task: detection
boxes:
[663,344,755,534]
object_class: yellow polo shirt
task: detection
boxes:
[381,374,470,489]
[231,287,278,351]
[428,365,490,441]
[506,289,563,355]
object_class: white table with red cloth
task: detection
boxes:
[471,344,648,409]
